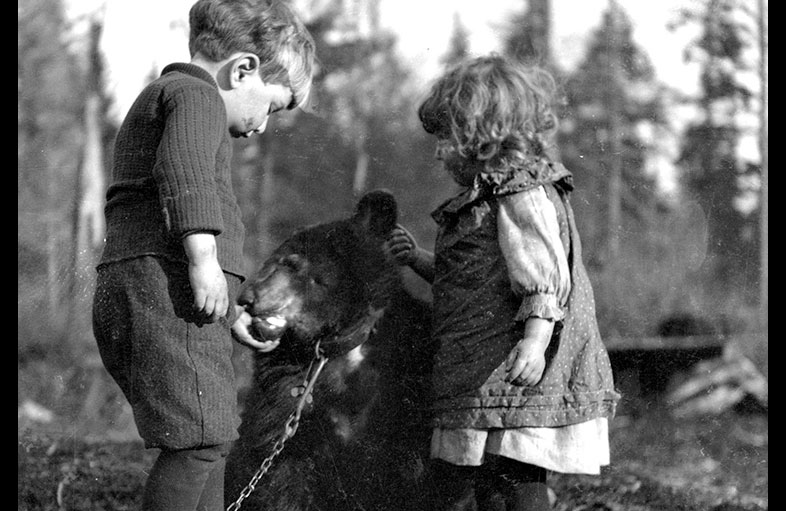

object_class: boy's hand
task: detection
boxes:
[231,305,281,353]
[384,225,418,266]
[188,258,229,323]
[505,317,554,386]
[184,233,229,323]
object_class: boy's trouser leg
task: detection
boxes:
[477,455,550,511]
[142,444,229,511]
[196,448,228,511]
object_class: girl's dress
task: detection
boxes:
[428,155,620,474]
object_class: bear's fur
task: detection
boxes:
[224,190,436,511]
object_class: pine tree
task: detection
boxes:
[557,3,675,336]
[441,12,470,68]
[19,0,88,321]
[503,0,552,67]
[238,0,419,260]
[757,0,767,338]
[560,3,665,268]
[672,0,760,300]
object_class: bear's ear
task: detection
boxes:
[353,189,398,237]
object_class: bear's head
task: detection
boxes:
[227,190,434,510]
[237,189,400,359]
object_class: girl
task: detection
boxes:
[385,54,620,511]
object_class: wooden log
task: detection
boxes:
[665,344,768,417]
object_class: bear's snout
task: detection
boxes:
[238,268,294,315]
[236,264,306,344]
[236,283,256,309]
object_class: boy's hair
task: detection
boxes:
[418,54,560,170]
[189,0,316,109]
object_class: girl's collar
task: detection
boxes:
[431,155,573,223]
[479,154,572,194]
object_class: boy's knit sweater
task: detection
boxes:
[99,63,246,279]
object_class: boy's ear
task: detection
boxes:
[230,53,260,87]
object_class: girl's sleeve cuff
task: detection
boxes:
[515,293,566,322]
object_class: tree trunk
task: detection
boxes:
[527,0,552,64]
[352,128,369,196]
[607,114,622,262]
[605,0,623,263]
[757,0,768,374]
[68,92,105,343]
[74,94,106,270]
[504,0,553,67]
[68,19,106,347]
[44,151,60,314]
[258,144,276,259]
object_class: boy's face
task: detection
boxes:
[224,74,293,139]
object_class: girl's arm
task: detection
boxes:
[384,225,435,284]
[498,185,570,385]
[506,317,554,386]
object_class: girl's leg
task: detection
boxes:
[142,443,229,511]
[427,459,479,511]
[476,455,550,511]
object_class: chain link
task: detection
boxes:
[226,344,328,511]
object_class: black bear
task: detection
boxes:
[224,190,436,511]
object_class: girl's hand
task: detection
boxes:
[384,225,419,266]
[505,338,547,386]
[231,305,281,353]
[384,224,436,283]
[505,317,554,386]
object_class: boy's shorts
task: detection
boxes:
[92,255,242,449]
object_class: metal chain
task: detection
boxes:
[226,343,328,511]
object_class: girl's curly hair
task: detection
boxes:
[418,54,560,175]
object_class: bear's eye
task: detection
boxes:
[280,254,305,273]
[309,271,337,289]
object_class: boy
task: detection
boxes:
[91,1,315,509]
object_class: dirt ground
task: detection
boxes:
[18,399,767,511]
[18,344,767,511]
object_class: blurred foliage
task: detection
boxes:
[19,0,95,374]
[18,0,84,292]
[17,7,767,505]
[441,13,470,69]
[556,4,677,337]
[18,0,765,377]
[503,0,554,68]
[231,0,458,272]
[673,0,761,304]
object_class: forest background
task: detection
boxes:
[18,0,767,441]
